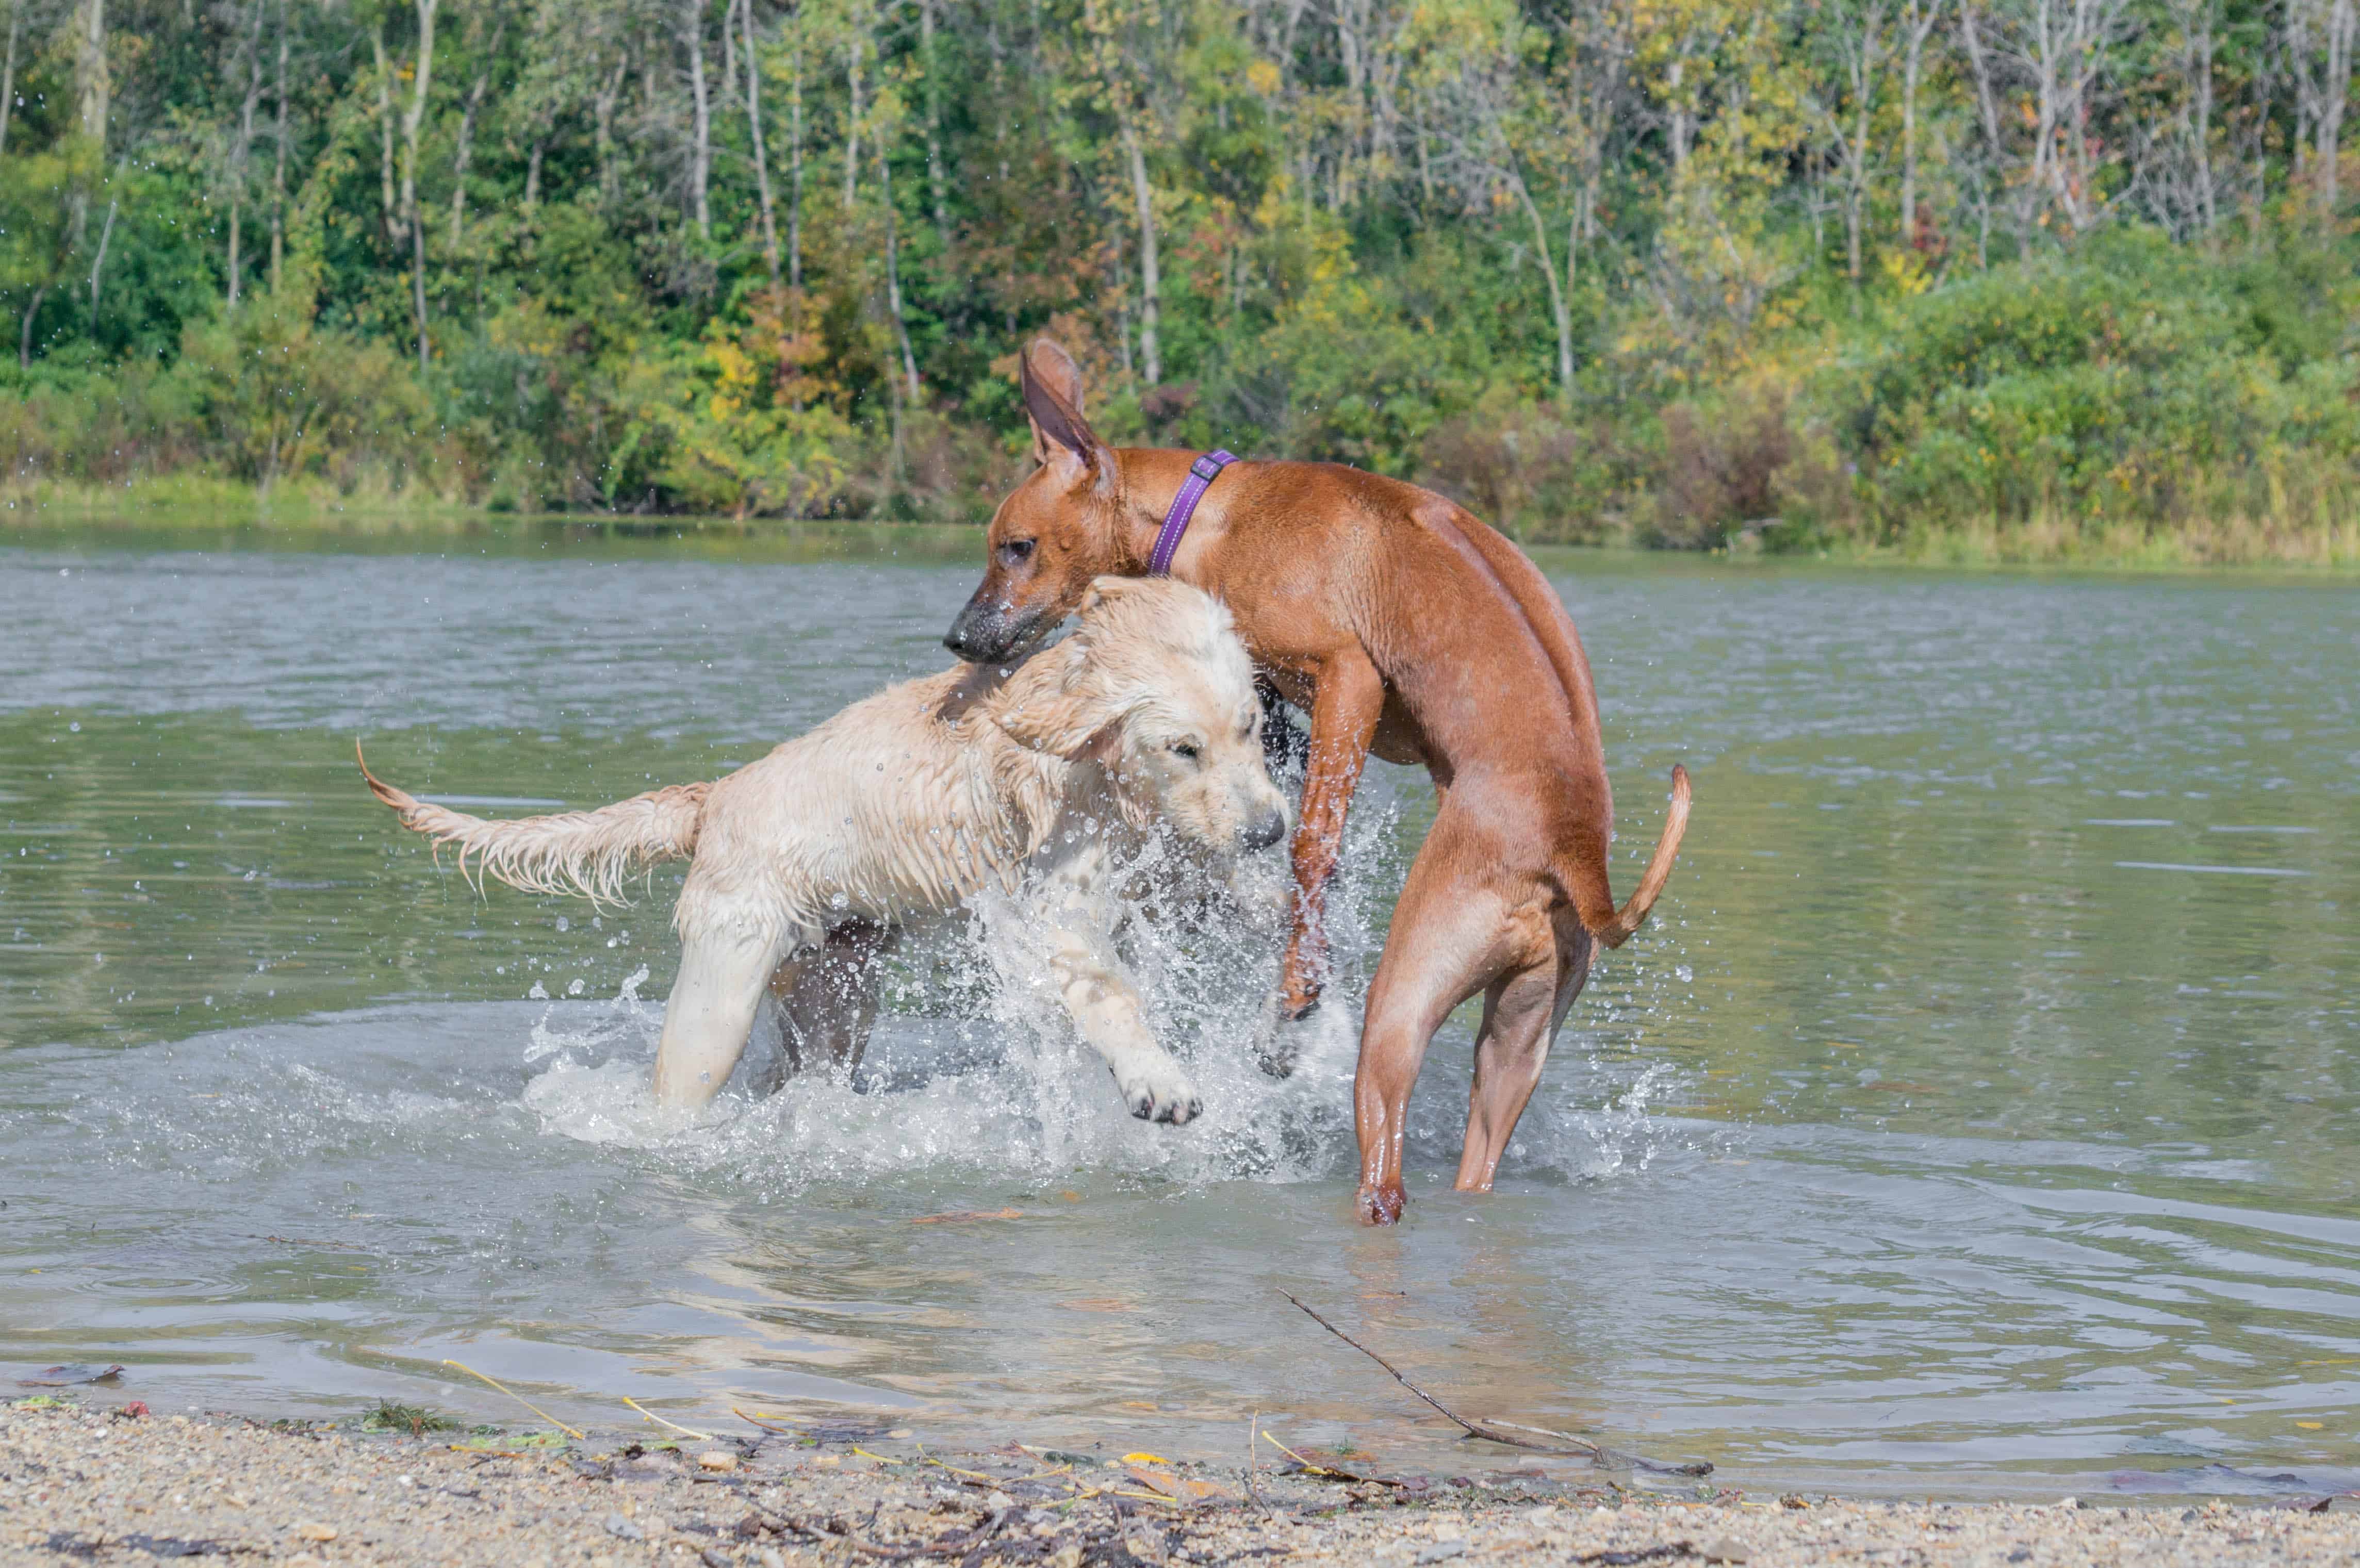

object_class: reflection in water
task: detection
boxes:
[1,532,2354,1497]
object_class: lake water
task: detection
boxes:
[3,525,2354,1500]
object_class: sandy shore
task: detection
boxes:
[5,1398,2357,1566]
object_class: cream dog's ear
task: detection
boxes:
[999,705,1126,764]
[1077,575,1150,617]
[996,661,1128,763]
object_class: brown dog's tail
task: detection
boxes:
[1580,764,1692,949]
[357,741,709,906]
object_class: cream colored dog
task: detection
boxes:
[362,577,1289,1119]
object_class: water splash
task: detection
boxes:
[509,806,1410,1196]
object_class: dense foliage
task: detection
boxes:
[1,0,2355,555]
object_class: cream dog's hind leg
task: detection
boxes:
[652,926,791,1108]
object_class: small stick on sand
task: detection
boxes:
[1276,1289,1710,1478]
[439,1359,586,1441]
[621,1395,716,1442]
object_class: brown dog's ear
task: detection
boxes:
[1021,339,1112,490]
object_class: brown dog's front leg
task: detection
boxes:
[1275,649,1386,1029]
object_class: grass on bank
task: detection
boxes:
[8,475,2356,573]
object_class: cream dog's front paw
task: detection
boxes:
[1111,1054,1203,1125]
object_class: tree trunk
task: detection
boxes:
[842,37,862,211]
[788,38,804,288]
[788,37,807,287]
[69,0,107,250]
[1509,171,1572,401]
[2028,0,2063,225]
[721,0,739,110]
[1121,120,1160,386]
[1958,4,2013,242]
[524,137,544,207]
[684,0,712,237]
[269,0,288,292]
[398,0,439,371]
[0,5,21,157]
[594,55,626,207]
[2320,0,2355,219]
[920,0,949,242]
[73,0,107,147]
[87,194,115,327]
[20,285,44,368]
[880,146,920,403]
[228,0,266,308]
[372,24,397,246]
[1667,58,1690,171]
[450,12,508,241]
[741,0,781,285]
[1900,0,1941,245]
[2177,0,2217,237]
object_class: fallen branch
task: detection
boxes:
[732,1406,799,1435]
[1276,1290,1711,1478]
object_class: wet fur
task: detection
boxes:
[365,577,1288,1117]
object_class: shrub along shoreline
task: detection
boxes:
[9,226,2356,572]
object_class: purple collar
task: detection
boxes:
[1148,451,1239,575]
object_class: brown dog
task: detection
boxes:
[946,340,1691,1224]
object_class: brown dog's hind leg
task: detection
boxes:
[766,919,895,1086]
[1453,921,1592,1193]
[1350,817,1521,1224]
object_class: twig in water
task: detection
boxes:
[1275,1290,1710,1478]
[732,1405,799,1435]
[622,1395,716,1441]
[439,1359,586,1441]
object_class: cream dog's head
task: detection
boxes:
[994,577,1290,859]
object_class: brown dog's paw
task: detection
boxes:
[1354,1183,1407,1226]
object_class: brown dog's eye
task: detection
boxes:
[998,538,1036,565]
[1170,740,1200,761]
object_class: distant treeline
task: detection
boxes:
[0,0,2355,560]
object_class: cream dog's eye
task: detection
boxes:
[1170,740,1201,760]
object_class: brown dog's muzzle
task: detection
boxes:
[944,588,1048,665]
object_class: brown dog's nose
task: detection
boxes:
[943,607,991,662]
[1243,808,1288,851]
[945,595,1022,664]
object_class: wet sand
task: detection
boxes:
[6,1399,2357,1566]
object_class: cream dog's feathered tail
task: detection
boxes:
[357,742,707,906]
